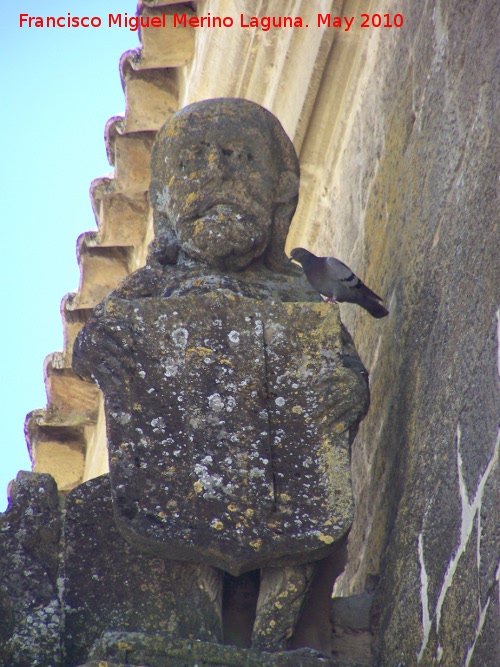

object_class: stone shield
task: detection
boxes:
[74,291,368,575]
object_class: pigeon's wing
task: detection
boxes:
[325,257,383,301]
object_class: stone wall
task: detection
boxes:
[328,2,500,665]
[14,0,500,665]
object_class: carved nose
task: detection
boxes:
[205,143,223,164]
[206,143,231,180]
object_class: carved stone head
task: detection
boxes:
[149,98,300,271]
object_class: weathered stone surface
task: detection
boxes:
[113,133,155,193]
[24,414,86,492]
[91,190,150,247]
[290,542,349,656]
[86,631,369,667]
[179,0,335,152]
[0,472,61,666]
[75,233,134,309]
[331,594,373,666]
[138,6,195,69]
[315,2,500,665]
[122,68,178,133]
[74,291,368,575]
[252,563,315,651]
[62,475,222,667]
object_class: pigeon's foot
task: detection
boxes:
[326,297,337,304]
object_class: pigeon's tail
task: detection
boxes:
[362,298,389,318]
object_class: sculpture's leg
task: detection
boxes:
[174,562,224,641]
[289,537,348,655]
[251,563,315,651]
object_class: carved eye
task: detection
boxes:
[178,147,204,170]
[221,144,254,162]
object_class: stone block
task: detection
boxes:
[93,192,150,247]
[43,360,100,425]
[123,70,178,133]
[113,133,155,193]
[85,632,368,667]
[74,234,134,309]
[138,7,195,69]
[61,475,222,667]
[0,473,62,667]
[24,417,86,492]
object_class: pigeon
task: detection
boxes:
[290,247,389,318]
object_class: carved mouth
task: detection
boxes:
[180,200,250,224]
[175,203,267,241]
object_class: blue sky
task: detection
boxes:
[0,1,140,510]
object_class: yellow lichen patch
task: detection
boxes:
[278,493,292,503]
[193,481,203,494]
[158,511,166,519]
[318,434,351,496]
[193,220,205,236]
[292,405,303,414]
[186,346,213,357]
[245,508,254,517]
[206,150,218,166]
[249,539,262,550]
[117,642,133,652]
[185,191,198,206]
[227,504,238,512]
[318,534,335,544]
[212,521,224,531]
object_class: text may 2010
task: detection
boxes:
[19,12,405,32]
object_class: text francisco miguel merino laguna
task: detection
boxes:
[19,12,404,31]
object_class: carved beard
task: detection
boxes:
[176,205,272,271]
